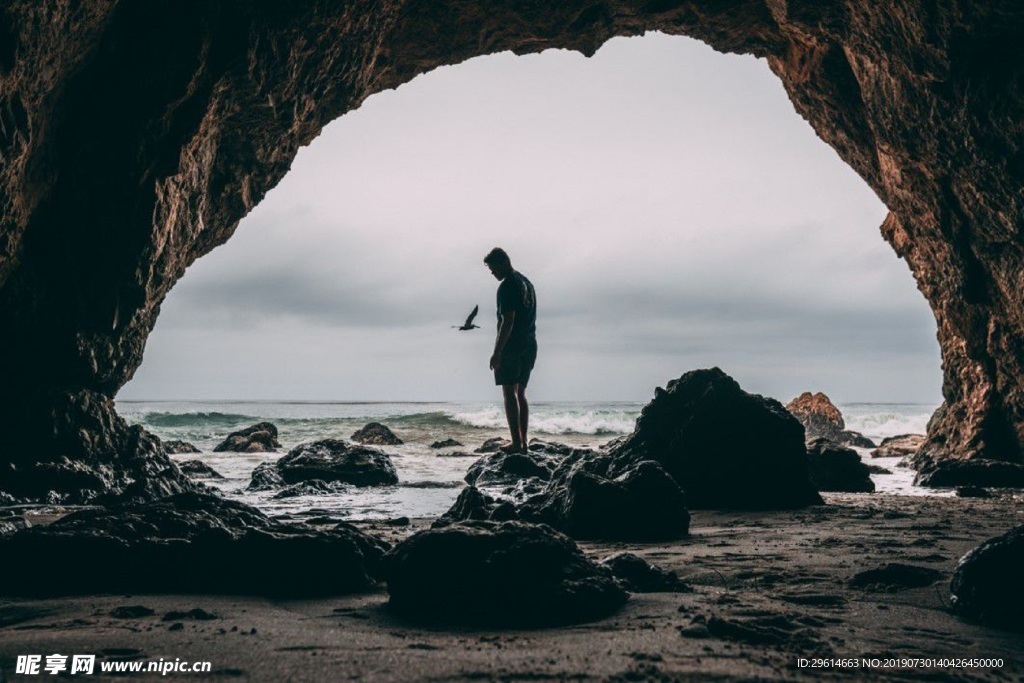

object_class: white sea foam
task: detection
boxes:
[841,405,937,441]
[448,407,637,435]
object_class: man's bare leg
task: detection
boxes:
[501,384,523,451]
[517,384,529,449]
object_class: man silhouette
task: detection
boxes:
[484,248,537,454]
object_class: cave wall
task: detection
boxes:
[1,0,1022,500]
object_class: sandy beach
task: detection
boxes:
[3,491,1022,682]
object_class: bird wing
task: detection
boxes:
[465,304,479,326]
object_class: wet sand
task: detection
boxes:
[2,492,1022,682]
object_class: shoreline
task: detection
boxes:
[3,492,1022,681]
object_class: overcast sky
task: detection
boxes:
[118,33,942,404]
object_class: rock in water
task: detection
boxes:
[164,440,201,454]
[465,450,560,486]
[429,438,463,449]
[0,493,388,597]
[838,430,876,448]
[611,368,822,509]
[351,422,403,446]
[474,437,511,453]
[383,520,627,626]
[914,458,1024,489]
[213,422,281,453]
[262,439,398,488]
[177,460,224,479]
[805,438,875,493]
[951,525,1024,631]
[871,434,925,458]
[787,391,845,441]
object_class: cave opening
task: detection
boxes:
[117,34,941,409]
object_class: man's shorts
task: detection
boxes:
[494,340,537,386]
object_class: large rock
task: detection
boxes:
[260,439,398,488]
[465,449,561,487]
[383,520,628,626]
[164,440,201,454]
[950,525,1024,631]
[351,422,403,446]
[429,438,462,449]
[610,368,823,509]
[787,391,845,442]
[4,2,1024,500]
[177,459,224,479]
[0,493,389,597]
[599,552,690,593]
[914,458,1024,489]
[532,458,690,541]
[805,438,875,493]
[213,422,281,453]
[871,434,925,459]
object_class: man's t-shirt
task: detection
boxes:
[496,270,536,350]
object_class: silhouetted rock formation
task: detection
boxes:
[871,434,925,459]
[465,449,561,486]
[383,520,627,626]
[951,525,1024,631]
[787,392,844,441]
[213,422,281,453]
[599,552,690,593]
[612,369,823,509]
[838,431,876,448]
[2,2,1024,499]
[429,438,462,449]
[164,440,200,454]
[351,422,403,446]
[0,493,388,597]
[178,459,223,479]
[251,439,398,489]
[805,438,875,493]
[914,458,1024,489]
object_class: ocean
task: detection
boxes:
[117,400,943,521]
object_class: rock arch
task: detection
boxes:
[1,1,1022,501]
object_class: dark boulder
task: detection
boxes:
[429,438,463,449]
[805,438,875,493]
[786,391,845,442]
[0,493,389,597]
[383,520,628,626]
[247,462,285,491]
[351,422,403,446]
[164,440,201,454]
[951,525,1024,630]
[273,439,398,487]
[432,486,496,528]
[177,460,224,479]
[838,430,876,448]
[866,464,893,475]
[435,450,477,458]
[213,422,281,453]
[610,368,823,509]
[955,486,991,498]
[871,434,924,458]
[599,552,690,593]
[465,450,558,487]
[534,459,690,541]
[914,458,1024,489]
[474,437,511,453]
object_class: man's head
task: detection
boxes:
[484,247,513,280]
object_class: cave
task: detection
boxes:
[1,1,1023,503]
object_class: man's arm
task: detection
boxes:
[489,311,516,371]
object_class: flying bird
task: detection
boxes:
[454,305,480,331]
